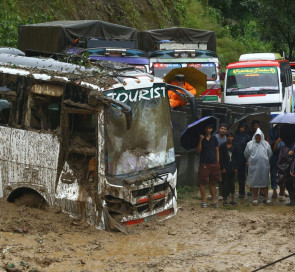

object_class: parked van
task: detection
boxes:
[224,53,293,115]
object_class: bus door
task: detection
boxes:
[55,103,99,222]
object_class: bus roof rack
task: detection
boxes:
[239,53,282,61]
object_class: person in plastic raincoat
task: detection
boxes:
[244,128,272,205]
[168,74,196,108]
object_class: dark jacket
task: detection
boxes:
[233,131,251,166]
[220,142,237,172]
[277,145,294,184]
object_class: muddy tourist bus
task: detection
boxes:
[0,53,177,230]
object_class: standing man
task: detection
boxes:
[220,131,237,206]
[197,124,221,208]
[215,123,227,146]
[233,122,251,198]
[215,123,228,200]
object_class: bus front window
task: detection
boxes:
[226,67,279,95]
[105,84,175,176]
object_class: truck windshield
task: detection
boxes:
[226,66,279,95]
[152,63,182,78]
[188,63,217,80]
[104,83,175,176]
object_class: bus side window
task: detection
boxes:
[29,94,61,131]
[0,100,11,125]
[68,112,96,147]
[26,84,63,131]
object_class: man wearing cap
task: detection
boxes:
[196,123,221,208]
[168,74,197,108]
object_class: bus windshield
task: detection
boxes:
[153,63,181,78]
[104,83,175,176]
[226,66,279,95]
[188,63,217,80]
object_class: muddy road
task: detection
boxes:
[1,192,295,272]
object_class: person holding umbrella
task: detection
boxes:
[244,128,272,205]
[168,74,197,108]
[196,123,221,208]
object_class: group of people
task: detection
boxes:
[196,120,293,208]
[166,73,295,208]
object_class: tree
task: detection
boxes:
[256,0,295,59]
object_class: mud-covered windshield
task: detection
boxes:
[226,67,279,95]
[104,83,175,176]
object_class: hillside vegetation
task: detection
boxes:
[0,0,275,67]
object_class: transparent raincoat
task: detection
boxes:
[244,128,272,188]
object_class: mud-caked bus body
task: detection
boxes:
[224,53,293,115]
[0,53,177,230]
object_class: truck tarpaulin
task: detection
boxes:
[138,27,216,53]
[18,20,137,53]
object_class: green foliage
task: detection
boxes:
[255,0,295,59]
[177,185,193,199]
[172,0,189,21]
[179,1,245,67]
[0,0,23,47]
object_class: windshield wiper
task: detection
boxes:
[258,89,278,94]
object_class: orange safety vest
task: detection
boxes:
[168,81,197,108]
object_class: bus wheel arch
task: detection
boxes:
[7,187,49,210]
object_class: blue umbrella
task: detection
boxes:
[180,116,218,150]
[270,113,295,124]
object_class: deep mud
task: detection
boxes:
[1,192,295,272]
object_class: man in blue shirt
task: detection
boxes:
[215,123,227,146]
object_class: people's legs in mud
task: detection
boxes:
[252,188,259,204]
[237,163,246,198]
[285,175,295,206]
[278,183,287,198]
[270,156,278,198]
[228,171,237,205]
[218,180,223,200]
[222,173,229,205]
[209,183,217,204]
[278,182,288,198]
[261,187,270,203]
[200,183,207,204]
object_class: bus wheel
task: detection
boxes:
[7,188,48,210]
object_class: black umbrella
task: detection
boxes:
[279,124,295,147]
[180,116,218,150]
[228,112,271,136]
[270,113,295,147]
